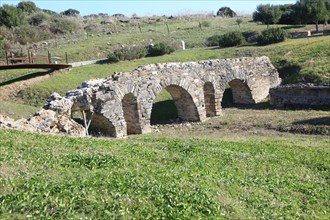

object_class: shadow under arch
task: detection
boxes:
[88,113,117,137]
[151,84,200,124]
[122,93,142,135]
[203,82,216,117]
[222,79,254,106]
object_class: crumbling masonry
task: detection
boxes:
[2,56,281,137]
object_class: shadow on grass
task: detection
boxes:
[293,117,330,126]
[95,59,110,65]
[151,100,178,125]
[281,25,305,30]
[0,70,54,87]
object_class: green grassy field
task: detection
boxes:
[1,14,329,219]
[0,129,329,219]
[0,101,38,120]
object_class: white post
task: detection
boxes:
[181,40,185,50]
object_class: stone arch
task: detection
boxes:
[227,79,254,104]
[88,113,117,137]
[150,84,200,122]
[203,82,216,117]
[122,93,142,135]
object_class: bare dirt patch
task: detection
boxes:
[0,69,65,101]
[148,108,330,140]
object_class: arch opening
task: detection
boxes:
[88,113,117,137]
[151,85,200,124]
[150,89,178,124]
[122,93,142,135]
[203,82,216,117]
[221,79,254,107]
[71,111,117,137]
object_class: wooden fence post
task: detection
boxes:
[166,23,170,34]
[5,50,9,65]
[31,52,34,64]
[28,50,31,64]
[138,23,142,33]
[65,52,68,64]
[48,50,51,63]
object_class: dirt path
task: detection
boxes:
[0,69,64,101]
[0,58,108,101]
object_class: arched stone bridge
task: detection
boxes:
[44,56,281,138]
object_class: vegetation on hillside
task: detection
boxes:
[0,1,82,49]
[253,0,330,30]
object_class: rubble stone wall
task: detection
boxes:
[270,83,330,107]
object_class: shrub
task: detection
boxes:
[61,9,80,16]
[219,31,245,48]
[148,43,175,56]
[108,46,148,63]
[17,1,39,14]
[242,31,259,43]
[0,4,27,28]
[205,35,221,47]
[201,20,211,27]
[49,17,81,34]
[257,27,287,45]
[29,12,48,26]
[14,25,50,45]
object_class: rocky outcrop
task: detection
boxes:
[270,83,330,107]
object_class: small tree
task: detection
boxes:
[217,7,237,17]
[297,0,329,32]
[257,27,287,45]
[0,4,27,28]
[17,1,39,14]
[236,18,243,28]
[219,31,245,48]
[61,8,80,16]
[29,12,48,26]
[253,4,282,28]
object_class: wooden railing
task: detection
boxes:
[0,50,68,65]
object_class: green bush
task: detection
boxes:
[257,27,287,45]
[14,25,50,45]
[205,35,221,47]
[29,12,48,26]
[49,17,81,34]
[148,42,175,57]
[108,46,148,63]
[242,31,259,43]
[201,20,211,27]
[219,31,245,48]
[0,4,27,28]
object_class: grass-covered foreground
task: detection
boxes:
[0,129,329,219]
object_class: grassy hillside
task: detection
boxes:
[14,16,269,61]
[7,36,329,107]
[0,101,38,120]
[25,16,328,62]
[0,129,329,219]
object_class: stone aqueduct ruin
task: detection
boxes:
[43,56,281,138]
